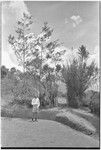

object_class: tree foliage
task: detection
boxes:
[8,13,66,107]
[8,13,33,73]
[42,64,58,106]
[62,45,98,108]
[1,65,9,79]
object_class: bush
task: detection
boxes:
[55,111,96,135]
[89,101,100,117]
[1,104,32,119]
[83,90,100,117]
[12,78,42,107]
[10,98,32,108]
[39,93,49,108]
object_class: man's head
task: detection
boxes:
[34,90,39,98]
[34,95,37,98]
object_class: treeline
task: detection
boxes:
[1,65,59,107]
[1,12,99,115]
[1,44,99,111]
[6,13,66,107]
[62,46,99,116]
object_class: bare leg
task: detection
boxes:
[35,112,38,121]
[32,112,35,121]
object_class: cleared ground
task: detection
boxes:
[1,117,99,147]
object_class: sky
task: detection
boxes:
[2,1,99,71]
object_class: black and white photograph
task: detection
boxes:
[1,0,100,148]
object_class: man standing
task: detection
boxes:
[31,95,40,122]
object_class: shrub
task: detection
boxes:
[83,90,100,117]
[39,93,49,108]
[7,77,41,107]
[55,111,96,135]
[1,65,9,79]
[89,101,100,117]
[1,104,32,118]
[13,82,31,105]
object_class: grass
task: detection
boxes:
[1,104,59,121]
[71,109,100,139]
[1,98,99,141]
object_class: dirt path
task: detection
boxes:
[1,117,99,147]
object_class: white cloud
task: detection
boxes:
[2,1,30,35]
[70,15,82,28]
[73,23,76,28]
[87,45,99,68]
[2,1,30,70]
[3,1,29,22]
[65,18,68,24]
[1,49,22,71]
[60,47,79,66]
[61,45,99,68]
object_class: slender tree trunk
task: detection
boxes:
[23,50,25,73]
[39,44,43,106]
[54,62,58,107]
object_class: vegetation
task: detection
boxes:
[88,91,100,116]
[62,45,98,108]
[55,111,96,135]
[1,13,99,117]
[1,65,9,79]
[1,12,66,107]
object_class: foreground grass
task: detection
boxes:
[1,104,99,141]
[2,117,99,147]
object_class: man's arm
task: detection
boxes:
[37,98,40,108]
[31,98,35,105]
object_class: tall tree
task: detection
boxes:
[25,22,66,104]
[8,13,66,107]
[8,13,33,73]
[26,22,65,77]
[62,45,98,108]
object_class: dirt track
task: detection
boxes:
[1,117,99,147]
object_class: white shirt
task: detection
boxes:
[31,98,40,108]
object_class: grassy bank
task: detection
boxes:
[1,103,99,141]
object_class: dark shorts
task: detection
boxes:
[32,110,38,119]
[32,108,39,112]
